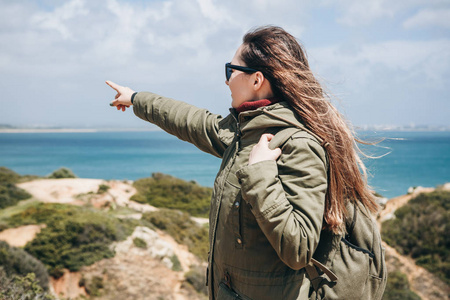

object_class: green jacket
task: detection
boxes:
[133,92,328,300]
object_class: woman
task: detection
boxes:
[107,26,380,299]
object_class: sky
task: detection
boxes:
[0,0,449,129]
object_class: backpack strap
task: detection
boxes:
[345,201,358,239]
[305,258,338,291]
[268,127,303,150]
[310,258,338,282]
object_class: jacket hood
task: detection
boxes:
[233,101,305,134]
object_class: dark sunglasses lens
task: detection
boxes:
[226,66,232,81]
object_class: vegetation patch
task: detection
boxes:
[382,190,450,285]
[79,275,104,297]
[142,208,209,261]
[132,173,211,217]
[0,167,32,209]
[47,167,77,179]
[0,241,49,291]
[382,271,421,300]
[184,265,208,295]
[133,237,147,249]
[0,269,55,300]
[97,184,110,194]
[4,203,138,277]
[171,254,182,271]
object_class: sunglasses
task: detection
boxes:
[225,62,259,81]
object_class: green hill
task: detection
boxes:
[382,190,450,286]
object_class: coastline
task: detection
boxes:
[0,128,162,133]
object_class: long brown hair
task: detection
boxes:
[241,26,379,233]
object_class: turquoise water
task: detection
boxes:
[0,130,449,199]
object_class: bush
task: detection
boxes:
[0,241,49,290]
[0,167,21,184]
[382,190,450,285]
[47,167,77,179]
[5,203,137,275]
[0,268,55,300]
[97,184,110,194]
[184,265,208,295]
[133,237,147,249]
[171,254,182,271]
[0,166,40,184]
[0,182,31,209]
[79,275,104,297]
[131,173,212,217]
[382,271,421,300]
[0,167,32,209]
[142,209,209,261]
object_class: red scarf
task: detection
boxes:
[236,98,280,114]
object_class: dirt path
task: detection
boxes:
[384,242,450,300]
[0,224,46,247]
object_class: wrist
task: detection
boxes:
[131,92,138,105]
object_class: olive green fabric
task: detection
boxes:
[307,201,387,300]
[133,92,328,300]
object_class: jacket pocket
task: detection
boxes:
[225,173,243,249]
[217,282,243,300]
[317,238,372,300]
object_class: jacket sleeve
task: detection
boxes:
[235,136,327,270]
[133,92,235,158]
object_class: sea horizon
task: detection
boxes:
[0,130,449,199]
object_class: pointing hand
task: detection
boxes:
[106,80,135,112]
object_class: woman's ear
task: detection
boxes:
[253,72,265,90]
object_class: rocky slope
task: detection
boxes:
[378,184,450,300]
[1,178,449,299]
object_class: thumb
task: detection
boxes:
[259,133,275,144]
[273,147,282,157]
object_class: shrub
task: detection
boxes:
[382,190,450,285]
[0,241,49,290]
[142,209,209,261]
[80,275,104,297]
[0,167,21,184]
[97,184,110,194]
[0,268,55,300]
[184,265,208,295]
[47,167,77,179]
[5,203,137,275]
[133,237,147,249]
[382,271,421,300]
[171,254,182,271]
[0,167,32,209]
[131,173,212,217]
[0,166,39,184]
[0,182,32,209]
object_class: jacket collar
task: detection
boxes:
[235,98,280,114]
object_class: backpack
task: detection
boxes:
[267,118,388,300]
[306,201,387,300]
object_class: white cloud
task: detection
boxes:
[403,8,450,29]
[31,0,89,40]
[0,0,448,127]
[323,0,450,26]
[311,39,450,89]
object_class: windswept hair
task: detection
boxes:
[241,26,378,233]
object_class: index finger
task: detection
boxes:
[105,80,121,92]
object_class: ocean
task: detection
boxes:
[0,130,449,199]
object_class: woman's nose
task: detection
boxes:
[225,80,229,86]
